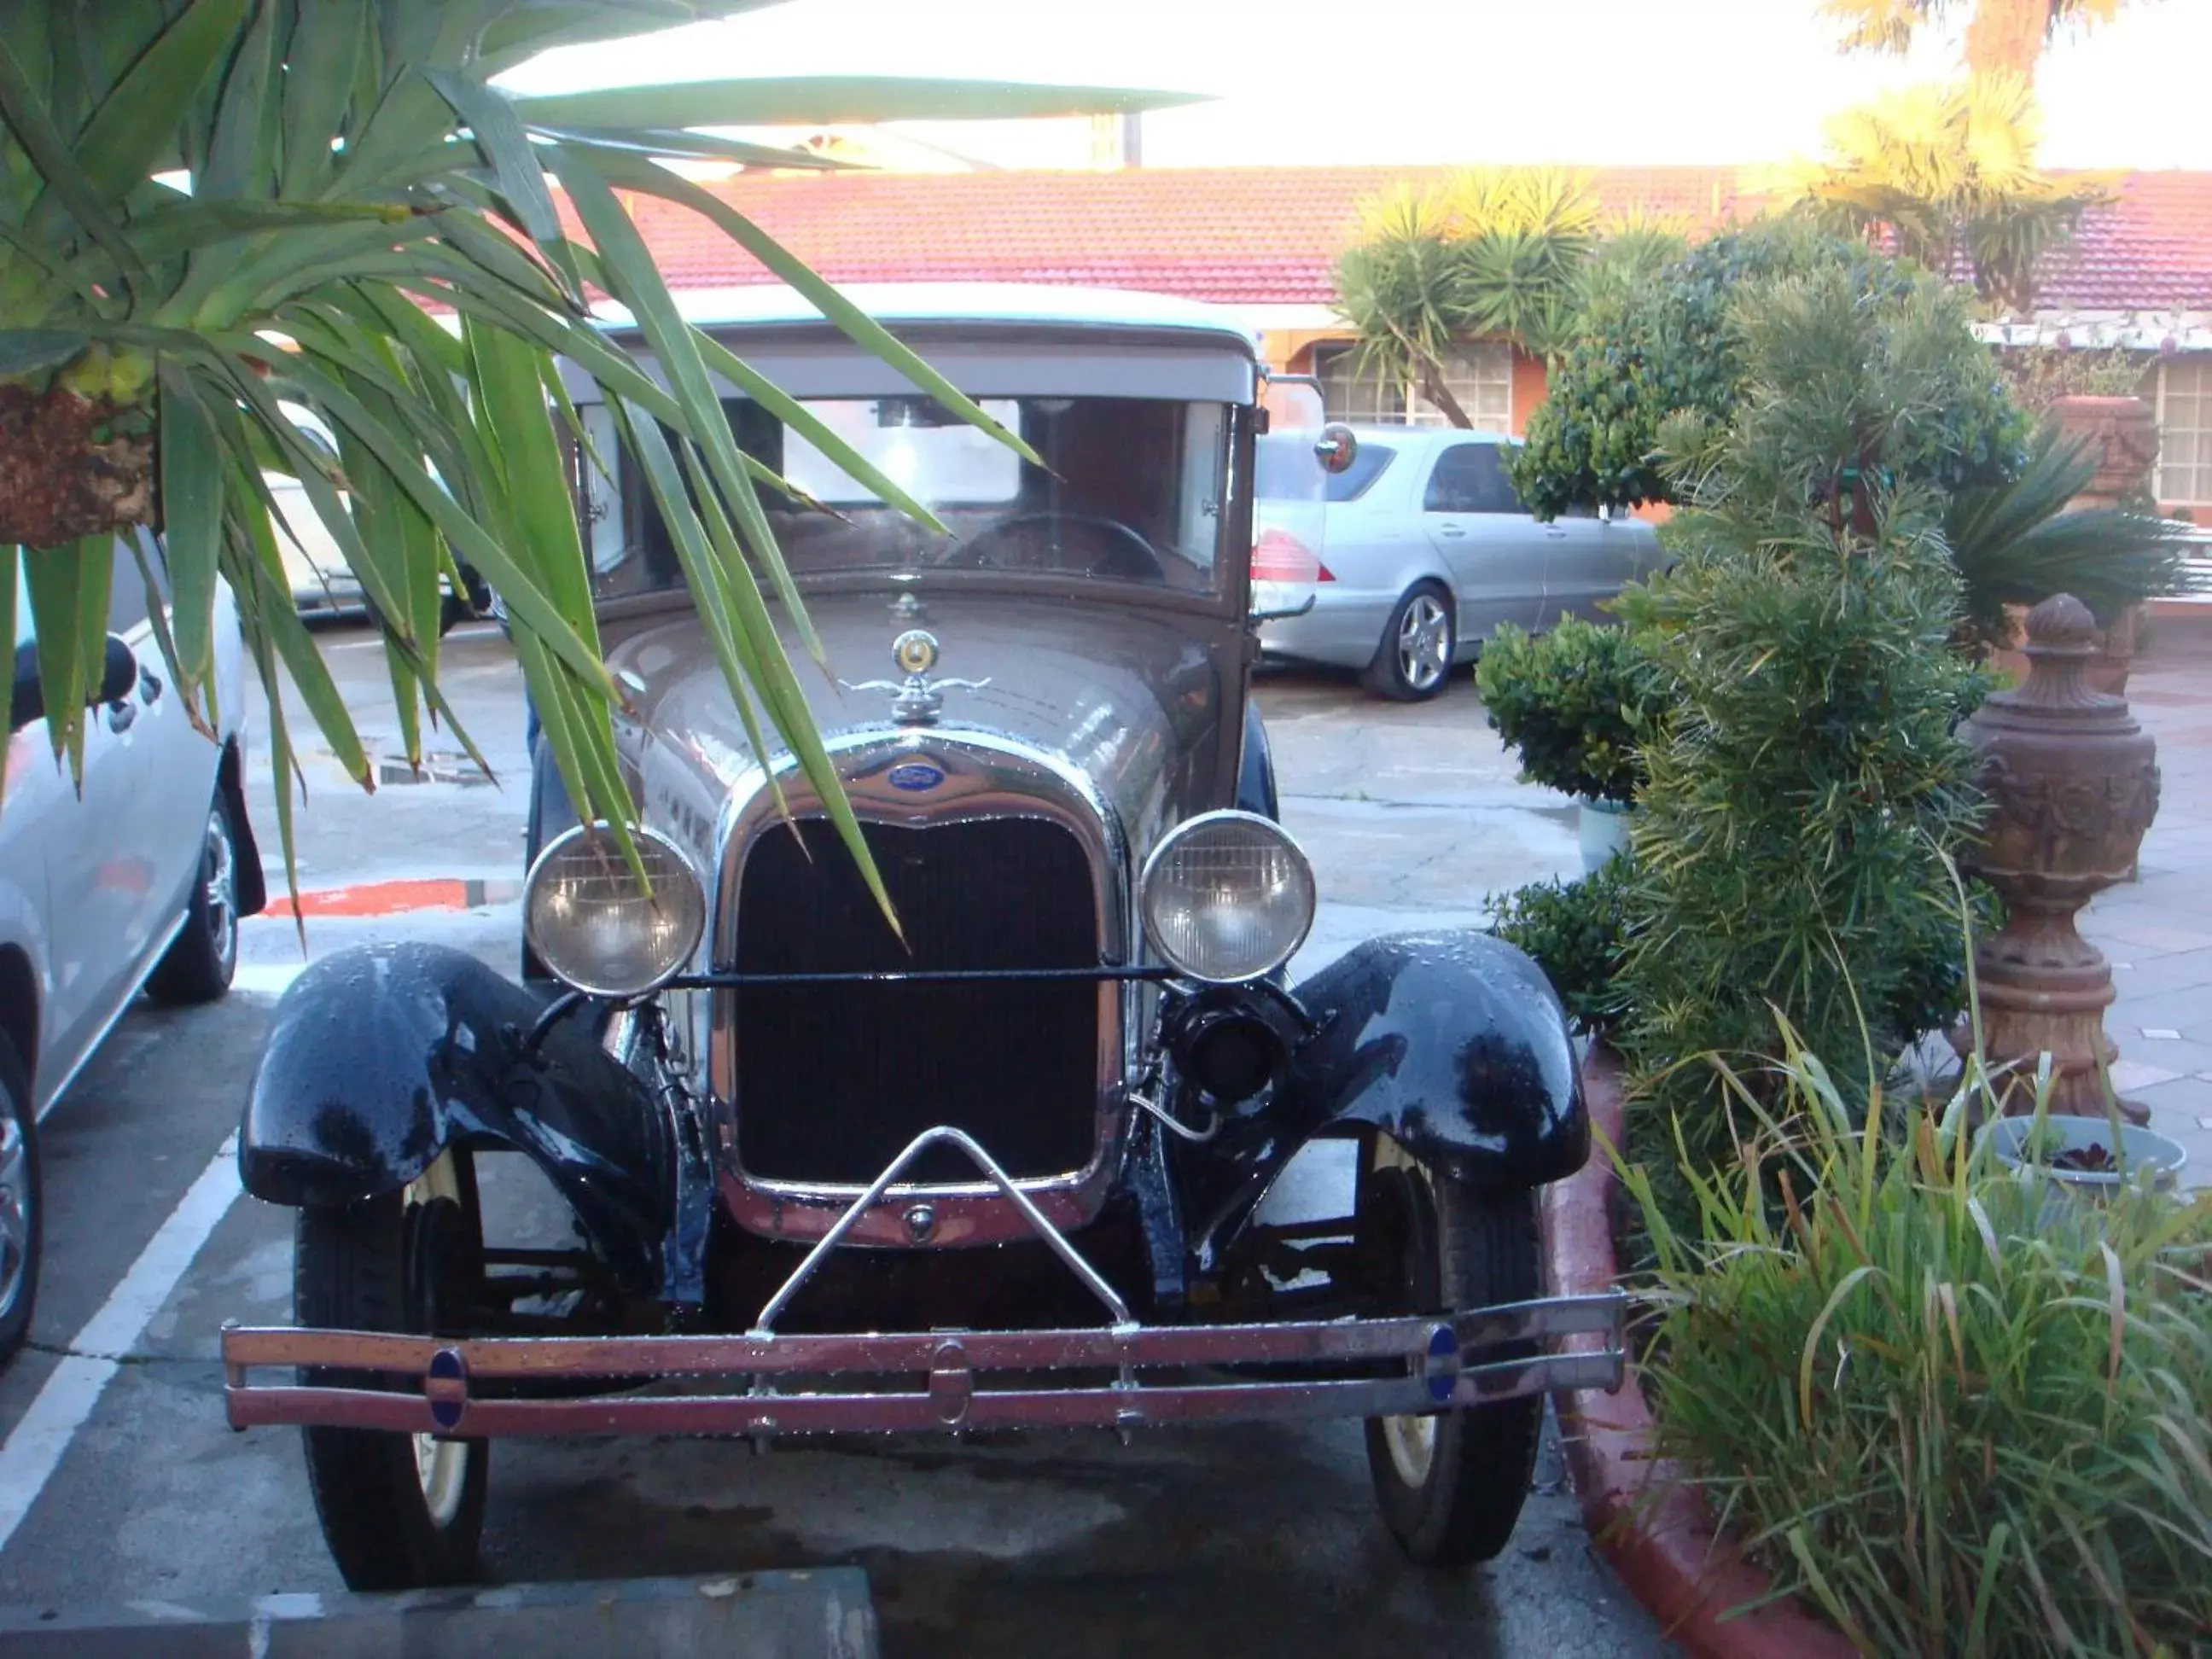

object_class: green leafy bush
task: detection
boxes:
[1476,618,1660,804]
[1510,215,2027,519]
[1486,856,1635,1033]
[1622,1032,2212,1657]
[1613,267,1993,1168]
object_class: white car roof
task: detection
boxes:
[590,282,1260,357]
[1333,425,1518,446]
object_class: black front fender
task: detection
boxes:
[1190,929,1586,1267]
[237,942,672,1298]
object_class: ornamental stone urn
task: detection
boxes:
[1953,592,2162,1122]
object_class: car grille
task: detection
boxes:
[731,817,1102,1186]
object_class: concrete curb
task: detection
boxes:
[1543,1047,1857,1659]
[0,1569,876,1657]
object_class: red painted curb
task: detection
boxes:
[271,877,521,919]
[1545,1047,1858,1659]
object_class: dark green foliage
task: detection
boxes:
[1476,617,1661,804]
[1509,215,2028,519]
[1943,419,2205,647]
[1486,857,1635,1034]
[1612,266,1993,1171]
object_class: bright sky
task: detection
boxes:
[495,0,2212,172]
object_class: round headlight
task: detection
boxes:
[1139,810,1317,984]
[523,823,707,998]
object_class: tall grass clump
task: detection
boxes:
[1622,1030,2212,1657]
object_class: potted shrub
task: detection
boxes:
[1978,1110,2188,1196]
[1485,855,1634,1035]
[1476,617,1659,871]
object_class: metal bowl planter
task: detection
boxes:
[1976,1113,2187,1197]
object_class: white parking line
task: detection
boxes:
[0,1137,242,1554]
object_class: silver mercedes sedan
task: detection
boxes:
[1252,426,1664,699]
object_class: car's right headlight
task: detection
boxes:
[1139,810,1317,984]
[523,823,707,998]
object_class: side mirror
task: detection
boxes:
[98,633,137,704]
[1313,422,1358,475]
[9,635,137,732]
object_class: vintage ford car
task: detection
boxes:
[221,285,1624,1591]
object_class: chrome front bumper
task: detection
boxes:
[223,1126,1627,1441]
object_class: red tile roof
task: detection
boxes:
[582,163,2212,315]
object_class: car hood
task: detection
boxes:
[602,588,1237,883]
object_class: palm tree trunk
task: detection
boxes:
[1417,365,1475,429]
[1965,0,2053,79]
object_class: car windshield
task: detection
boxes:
[612,394,1231,598]
[1255,433,1394,504]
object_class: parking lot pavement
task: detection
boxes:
[0,623,1668,1656]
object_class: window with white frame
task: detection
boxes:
[1313,341,1512,431]
[2157,358,2211,506]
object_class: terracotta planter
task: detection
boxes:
[1543,1049,1855,1659]
[2048,394,2158,508]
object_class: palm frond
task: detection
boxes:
[0,0,1194,907]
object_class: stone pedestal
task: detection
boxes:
[1953,593,2162,1121]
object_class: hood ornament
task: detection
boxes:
[839,628,990,726]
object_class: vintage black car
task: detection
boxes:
[222,285,1625,1591]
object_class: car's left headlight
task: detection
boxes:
[524,823,707,998]
[1139,810,1317,984]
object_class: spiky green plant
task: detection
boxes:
[1944,418,2204,648]
[1621,1020,2212,1656]
[0,0,1188,904]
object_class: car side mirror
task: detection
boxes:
[9,634,137,732]
[1313,422,1358,475]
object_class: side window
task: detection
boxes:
[1423,444,1522,515]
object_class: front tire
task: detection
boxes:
[1363,582,1455,701]
[297,1150,489,1590]
[1361,1140,1543,1566]
[0,1039,43,1365]
[145,790,241,1006]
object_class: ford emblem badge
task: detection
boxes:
[888,761,944,793]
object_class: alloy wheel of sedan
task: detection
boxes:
[0,1099,32,1328]
[1365,584,1456,701]
[201,807,239,978]
[148,790,244,1005]
[0,1039,40,1362]
[1398,593,1450,693]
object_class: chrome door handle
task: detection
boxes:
[1438,523,1467,538]
[1544,527,1567,538]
